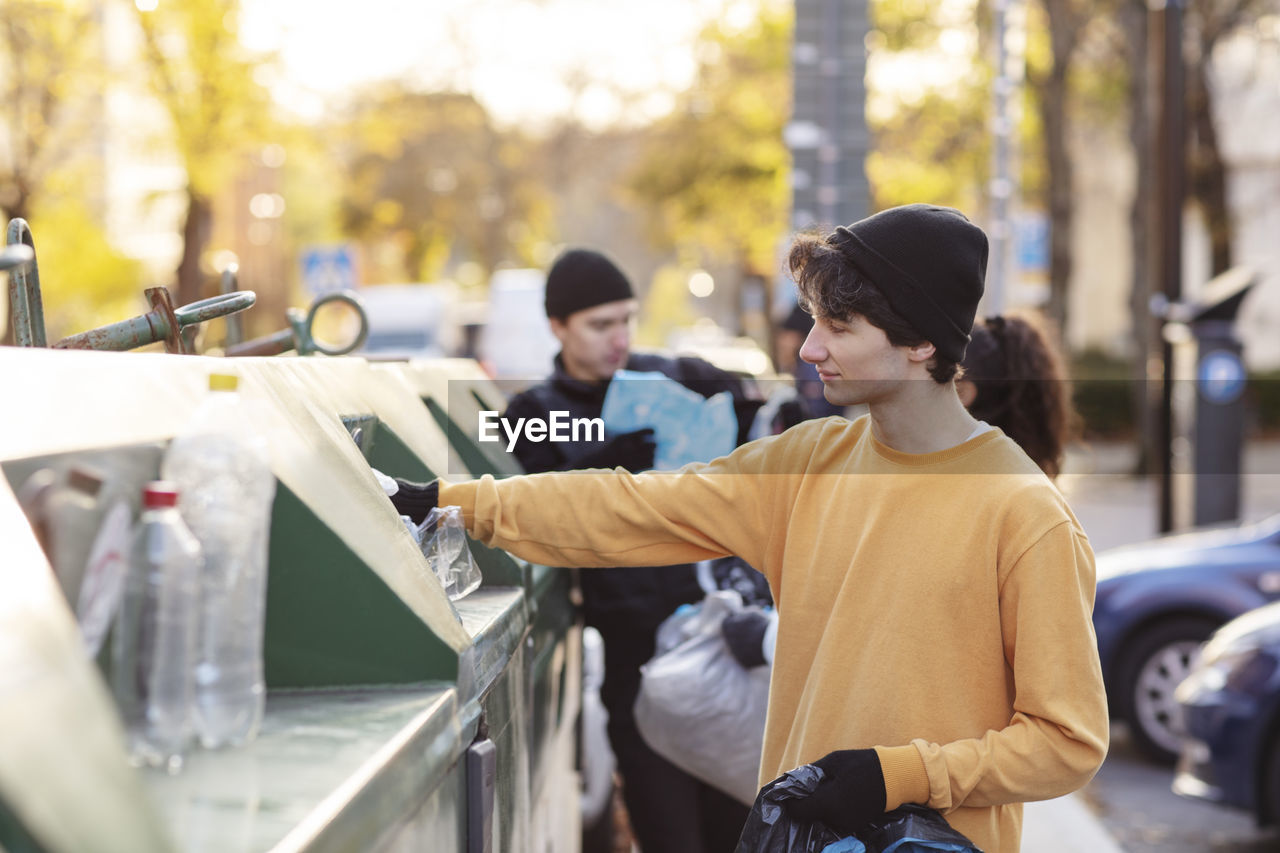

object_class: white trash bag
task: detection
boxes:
[635,590,771,805]
[416,506,482,600]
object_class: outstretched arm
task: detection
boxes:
[440,431,803,572]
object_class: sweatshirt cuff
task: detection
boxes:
[875,745,931,811]
[437,479,477,529]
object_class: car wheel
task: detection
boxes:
[1117,617,1219,764]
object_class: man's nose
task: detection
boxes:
[799,330,825,364]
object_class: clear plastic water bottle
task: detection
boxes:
[113,481,201,773]
[162,372,276,748]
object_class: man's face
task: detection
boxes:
[799,312,925,407]
[550,299,637,382]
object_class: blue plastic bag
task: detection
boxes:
[860,805,983,853]
[601,369,737,468]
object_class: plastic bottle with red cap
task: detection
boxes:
[112,480,201,773]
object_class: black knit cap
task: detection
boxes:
[543,249,635,319]
[830,204,988,363]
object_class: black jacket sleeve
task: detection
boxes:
[501,391,567,474]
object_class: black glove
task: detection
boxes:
[389,478,438,525]
[571,428,656,473]
[784,748,886,838]
[721,609,770,668]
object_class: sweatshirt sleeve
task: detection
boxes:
[885,521,1110,812]
[438,430,803,572]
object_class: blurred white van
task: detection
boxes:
[477,269,559,385]
[355,283,460,360]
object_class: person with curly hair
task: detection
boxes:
[957,312,1078,481]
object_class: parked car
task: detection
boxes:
[1173,599,1280,823]
[1092,512,1280,762]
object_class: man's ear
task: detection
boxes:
[905,341,936,363]
[548,316,568,345]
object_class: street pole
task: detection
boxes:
[988,0,1024,314]
[1156,0,1186,533]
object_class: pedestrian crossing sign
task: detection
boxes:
[301,245,358,296]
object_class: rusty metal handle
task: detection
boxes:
[54,289,257,354]
[224,291,368,358]
[302,291,369,356]
[173,291,257,326]
[6,218,46,347]
[223,328,295,357]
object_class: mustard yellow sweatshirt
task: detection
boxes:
[440,415,1109,853]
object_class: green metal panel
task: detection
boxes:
[265,484,459,687]
[0,795,48,853]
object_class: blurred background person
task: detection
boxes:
[501,248,758,853]
[957,312,1078,480]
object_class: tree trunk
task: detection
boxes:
[1039,62,1074,333]
[1123,0,1156,474]
[176,190,211,307]
[1029,0,1082,335]
[1187,55,1232,276]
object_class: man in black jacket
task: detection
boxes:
[503,248,757,853]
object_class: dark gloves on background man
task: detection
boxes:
[721,609,771,668]
[570,427,656,473]
[785,748,886,837]
[390,478,438,525]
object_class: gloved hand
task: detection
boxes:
[389,478,439,525]
[721,609,770,668]
[784,748,886,838]
[571,428,656,473]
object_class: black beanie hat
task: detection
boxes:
[829,204,988,363]
[543,249,635,319]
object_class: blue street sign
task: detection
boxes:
[1016,214,1049,274]
[301,244,358,296]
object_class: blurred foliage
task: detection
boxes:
[133,0,274,304]
[134,0,273,201]
[1248,370,1280,436]
[636,264,700,348]
[1071,348,1136,438]
[26,177,146,343]
[874,0,945,50]
[627,2,792,277]
[868,88,990,212]
[336,87,553,284]
[0,0,101,223]
[862,0,997,212]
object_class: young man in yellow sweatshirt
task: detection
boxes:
[394,204,1109,853]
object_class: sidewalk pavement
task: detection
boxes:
[1023,795,1126,853]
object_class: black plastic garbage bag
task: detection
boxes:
[860,804,983,853]
[734,765,845,853]
[736,767,984,853]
